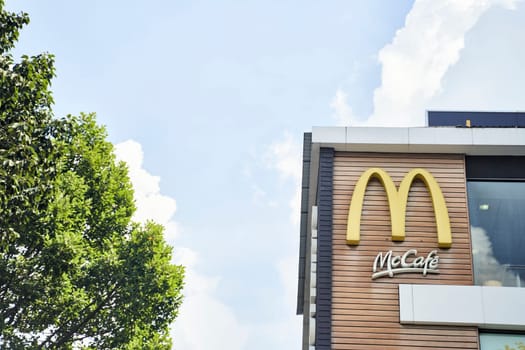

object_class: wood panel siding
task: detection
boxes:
[331,153,478,350]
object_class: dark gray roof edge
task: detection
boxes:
[296,132,312,315]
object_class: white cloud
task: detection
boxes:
[250,183,276,207]
[261,134,303,348]
[331,88,356,126]
[332,0,520,127]
[265,133,302,226]
[114,140,248,350]
[173,291,248,350]
[471,226,523,286]
[428,1,525,111]
[114,140,178,241]
[171,249,249,350]
[277,255,301,314]
[266,133,302,182]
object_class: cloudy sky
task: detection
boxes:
[6,0,525,349]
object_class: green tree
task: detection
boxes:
[0,3,184,349]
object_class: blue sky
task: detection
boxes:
[6,1,525,349]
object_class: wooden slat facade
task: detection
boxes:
[331,152,479,349]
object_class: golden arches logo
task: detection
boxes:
[346,168,452,248]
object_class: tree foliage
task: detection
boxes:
[504,342,525,350]
[0,2,184,348]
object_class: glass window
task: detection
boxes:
[468,182,525,287]
[480,333,525,349]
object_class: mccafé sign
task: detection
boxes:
[371,249,439,280]
[345,168,452,280]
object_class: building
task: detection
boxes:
[296,111,525,349]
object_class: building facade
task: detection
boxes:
[297,112,525,350]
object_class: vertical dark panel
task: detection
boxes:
[316,148,334,349]
[297,132,312,315]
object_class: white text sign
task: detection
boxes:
[372,249,439,280]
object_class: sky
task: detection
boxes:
[5,0,525,349]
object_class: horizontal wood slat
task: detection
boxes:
[330,152,477,349]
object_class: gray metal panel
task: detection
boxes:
[297,133,312,315]
[315,148,334,349]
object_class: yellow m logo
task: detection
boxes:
[346,168,452,248]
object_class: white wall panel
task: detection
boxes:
[400,284,525,330]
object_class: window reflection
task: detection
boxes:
[468,182,525,287]
[480,333,525,349]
